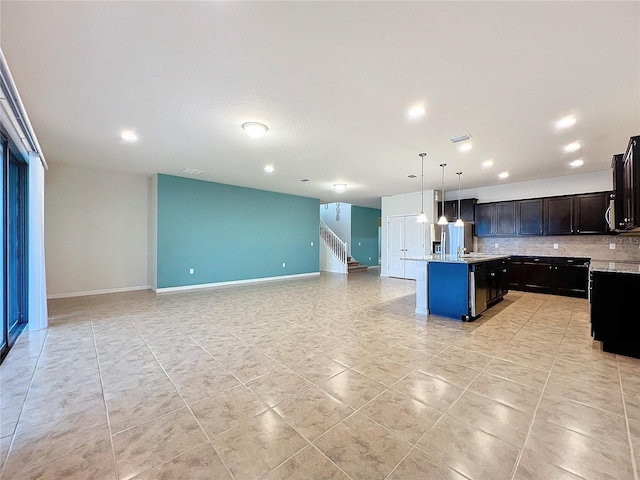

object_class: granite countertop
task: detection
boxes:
[402,254,510,265]
[590,261,640,275]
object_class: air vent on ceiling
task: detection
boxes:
[300,178,310,182]
[449,134,472,144]
[182,168,204,175]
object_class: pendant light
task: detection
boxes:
[437,163,449,225]
[417,153,428,223]
[454,172,464,227]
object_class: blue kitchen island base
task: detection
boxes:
[428,262,470,320]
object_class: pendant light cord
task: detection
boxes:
[419,153,426,214]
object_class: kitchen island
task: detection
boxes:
[590,261,640,359]
[404,254,510,320]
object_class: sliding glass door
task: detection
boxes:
[1,134,28,363]
[1,137,6,360]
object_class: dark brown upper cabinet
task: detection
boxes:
[438,198,477,223]
[475,203,495,237]
[475,192,611,237]
[544,196,574,235]
[621,136,640,230]
[495,202,516,235]
[516,199,544,235]
[574,192,609,234]
[475,201,515,236]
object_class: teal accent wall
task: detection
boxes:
[351,206,381,266]
[157,174,319,288]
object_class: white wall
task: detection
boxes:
[45,163,149,298]
[320,202,352,253]
[448,170,612,203]
[381,190,436,276]
[148,175,158,291]
[319,241,347,273]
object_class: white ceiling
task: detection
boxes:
[1,1,639,208]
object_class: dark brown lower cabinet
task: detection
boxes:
[486,259,509,306]
[591,270,640,359]
[508,256,589,298]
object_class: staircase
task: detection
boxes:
[347,257,368,273]
[319,220,368,274]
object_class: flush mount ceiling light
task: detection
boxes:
[556,116,576,129]
[242,122,268,139]
[437,163,449,225]
[498,171,509,179]
[569,158,584,168]
[563,142,581,153]
[482,159,494,168]
[264,164,274,173]
[454,172,464,227]
[408,105,425,119]
[449,133,472,144]
[333,183,347,193]
[120,129,138,142]
[182,168,204,175]
[417,153,428,223]
[458,143,472,152]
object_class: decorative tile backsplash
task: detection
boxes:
[476,234,640,262]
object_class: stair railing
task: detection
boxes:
[319,219,347,265]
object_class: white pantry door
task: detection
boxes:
[387,215,426,280]
[387,216,405,278]
[404,215,426,280]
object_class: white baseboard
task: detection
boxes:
[156,272,320,293]
[47,285,151,299]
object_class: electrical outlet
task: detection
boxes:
[282,262,286,268]
[189,268,194,274]
[609,243,616,250]
[494,243,499,248]
[369,257,371,261]
[553,244,559,249]
[358,242,361,246]
[310,241,314,246]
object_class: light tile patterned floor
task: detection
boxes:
[1,270,639,479]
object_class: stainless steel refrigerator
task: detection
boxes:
[431,223,474,255]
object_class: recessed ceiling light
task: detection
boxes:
[556,116,576,129]
[120,129,138,142]
[482,160,494,168]
[569,158,584,168]
[459,143,472,152]
[563,142,581,153]
[408,105,425,119]
[242,122,268,139]
[498,171,509,179]
[300,178,310,182]
[264,164,274,173]
[407,174,417,178]
[333,183,347,193]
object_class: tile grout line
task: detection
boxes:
[0,328,49,479]
[90,314,123,480]
[131,322,238,480]
[509,297,575,480]
[617,357,639,480]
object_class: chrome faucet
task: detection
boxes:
[457,245,466,258]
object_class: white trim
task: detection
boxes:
[47,285,151,299]
[156,272,320,293]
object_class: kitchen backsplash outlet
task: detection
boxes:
[475,235,640,262]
